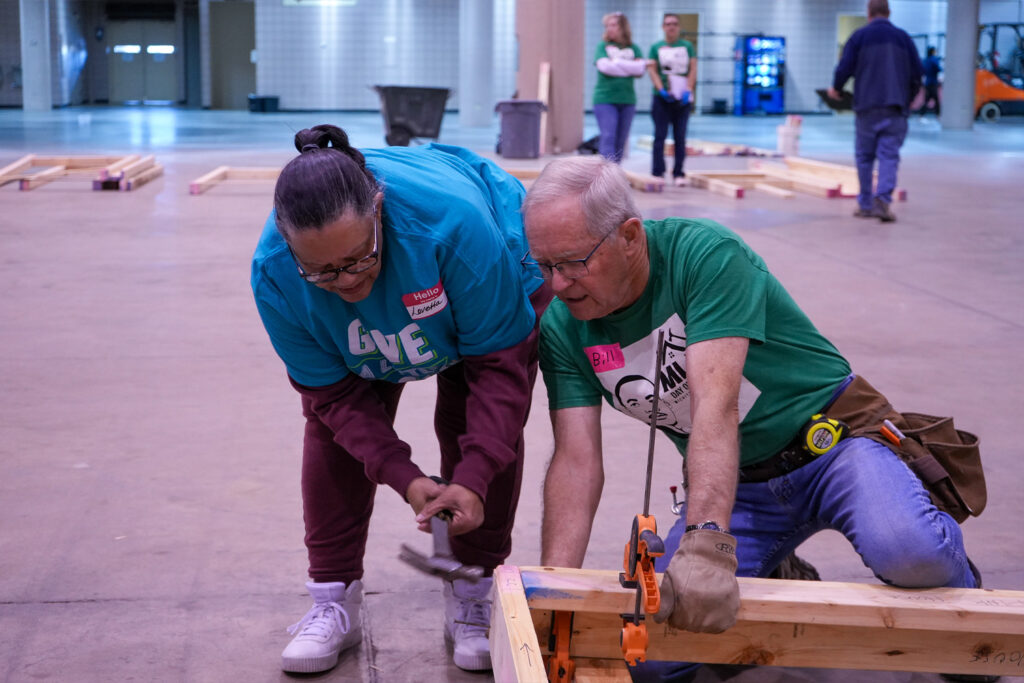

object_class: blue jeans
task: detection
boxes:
[630,436,975,682]
[650,95,691,178]
[594,102,636,163]
[854,107,908,210]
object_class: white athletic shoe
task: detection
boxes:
[673,175,688,187]
[444,576,493,671]
[281,580,363,673]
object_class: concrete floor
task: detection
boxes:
[1,107,1022,683]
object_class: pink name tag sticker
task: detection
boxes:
[584,343,625,373]
[402,280,449,320]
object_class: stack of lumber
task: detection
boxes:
[751,156,907,200]
[505,167,665,194]
[636,135,779,158]
[687,157,908,201]
[0,154,163,192]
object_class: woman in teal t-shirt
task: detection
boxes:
[593,12,647,162]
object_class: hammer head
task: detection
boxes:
[398,516,484,583]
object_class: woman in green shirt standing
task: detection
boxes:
[593,12,647,162]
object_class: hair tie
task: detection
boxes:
[301,143,321,153]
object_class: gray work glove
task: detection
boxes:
[653,529,739,633]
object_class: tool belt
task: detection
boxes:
[740,375,986,524]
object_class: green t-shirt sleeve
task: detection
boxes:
[685,40,696,59]
[539,307,603,410]
[677,237,768,346]
[594,41,607,63]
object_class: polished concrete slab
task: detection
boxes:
[1,107,1022,683]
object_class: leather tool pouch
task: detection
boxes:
[825,375,986,524]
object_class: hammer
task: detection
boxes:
[398,511,484,583]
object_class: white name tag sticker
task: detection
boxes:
[402,280,449,320]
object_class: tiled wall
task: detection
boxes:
[5,0,1024,111]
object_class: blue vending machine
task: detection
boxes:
[733,35,786,115]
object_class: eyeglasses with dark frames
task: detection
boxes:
[289,216,379,284]
[521,225,618,280]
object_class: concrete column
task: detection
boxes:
[941,0,979,130]
[19,0,53,111]
[459,0,493,127]
[516,0,584,154]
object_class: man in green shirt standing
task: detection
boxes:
[522,155,979,681]
[648,13,697,186]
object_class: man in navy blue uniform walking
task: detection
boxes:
[829,0,923,223]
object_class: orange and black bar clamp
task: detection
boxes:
[618,330,668,667]
[547,610,575,683]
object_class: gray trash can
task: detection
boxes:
[495,100,547,159]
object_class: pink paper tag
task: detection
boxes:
[584,343,625,373]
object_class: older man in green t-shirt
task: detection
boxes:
[521,155,978,678]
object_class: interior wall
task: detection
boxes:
[0,1,22,107]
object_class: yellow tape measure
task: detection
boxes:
[801,414,849,456]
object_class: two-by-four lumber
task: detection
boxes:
[121,163,164,192]
[189,166,281,195]
[508,168,664,195]
[623,170,664,193]
[493,566,1024,681]
[492,566,550,683]
[688,173,745,199]
[0,155,35,186]
[20,165,67,190]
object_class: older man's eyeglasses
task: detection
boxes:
[289,217,379,284]
[522,226,617,280]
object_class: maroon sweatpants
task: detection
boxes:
[301,284,551,583]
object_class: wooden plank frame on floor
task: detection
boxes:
[189,166,282,195]
[0,153,155,191]
[491,566,1024,683]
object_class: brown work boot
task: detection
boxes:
[769,552,821,581]
[873,198,896,222]
[852,206,877,219]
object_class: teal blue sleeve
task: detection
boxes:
[252,269,350,387]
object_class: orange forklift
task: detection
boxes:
[976,22,1024,121]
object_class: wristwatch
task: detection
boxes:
[685,520,728,533]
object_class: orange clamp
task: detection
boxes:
[547,611,575,683]
[621,619,649,666]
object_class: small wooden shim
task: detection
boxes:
[0,154,161,191]
[189,166,282,195]
[491,566,1024,682]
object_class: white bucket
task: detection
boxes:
[777,125,800,156]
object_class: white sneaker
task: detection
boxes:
[444,577,493,671]
[673,176,688,187]
[281,580,363,673]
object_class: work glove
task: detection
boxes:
[658,88,676,102]
[680,91,692,105]
[653,529,739,633]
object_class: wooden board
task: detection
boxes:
[189,166,281,194]
[538,61,550,157]
[623,170,664,193]
[492,566,1024,682]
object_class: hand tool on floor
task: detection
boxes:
[618,331,667,666]
[398,477,484,583]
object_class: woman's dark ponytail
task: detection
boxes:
[274,124,378,235]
